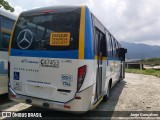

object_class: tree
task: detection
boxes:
[0,0,14,12]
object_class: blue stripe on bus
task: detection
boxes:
[107,57,121,61]
[84,7,94,59]
[0,61,8,74]
[10,49,121,61]
[10,49,79,59]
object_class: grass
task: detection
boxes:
[125,68,160,77]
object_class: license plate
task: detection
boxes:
[50,32,70,46]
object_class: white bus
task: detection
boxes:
[0,8,17,95]
[8,6,127,112]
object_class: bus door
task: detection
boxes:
[119,48,127,79]
[95,28,106,100]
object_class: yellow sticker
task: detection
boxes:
[50,32,70,46]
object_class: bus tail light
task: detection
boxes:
[75,96,81,99]
[77,65,87,91]
[10,94,16,98]
[64,105,71,109]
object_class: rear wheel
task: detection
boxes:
[103,82,111,102]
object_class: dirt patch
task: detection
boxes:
[103,73,160,111]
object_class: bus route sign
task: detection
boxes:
[50,32,70,46]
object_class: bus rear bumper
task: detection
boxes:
[8,86,94,112]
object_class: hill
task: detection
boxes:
[120,41,160,59]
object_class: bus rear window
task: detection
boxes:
[11,8,80,50]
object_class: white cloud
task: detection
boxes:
[13,5,26,15]
[136,40,160,46]
[5,0,160,45]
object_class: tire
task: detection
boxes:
[103,83,111,102]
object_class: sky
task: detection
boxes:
[5,0,160,46]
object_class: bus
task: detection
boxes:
[0,8,17,95]
[8,6,127,112]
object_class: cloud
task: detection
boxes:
[95,0,160,45]
[13,5,26,15]
[5,1,26,16]
[6,0,160,45]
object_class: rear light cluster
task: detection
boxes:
[10,94,16,98]
[64,105,71,109]
[43,10,56,14]
[77,65,87,91]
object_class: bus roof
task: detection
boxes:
[20,6,82,16]
[0,8,17,20]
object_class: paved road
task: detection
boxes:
[0,73,160,119]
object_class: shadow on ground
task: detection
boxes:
[0,94,19,111]
[97,80,127,110]
[0,94,10,105]
[95,80,127,119]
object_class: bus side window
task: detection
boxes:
[118,43,121,59]
[107,34,113,57]
[2,33,10,50]
[0,16,1,49]
[94,27,106,57]
[106,32,110,57]
[94,28,99,56]
[100,33,106,57]
[111,36,117,58]
[2,17,15,30]
[115,41,119,58]
[1,16,15,51]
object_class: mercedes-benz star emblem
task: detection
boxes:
[17,29,33,49]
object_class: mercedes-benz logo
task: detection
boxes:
[17,29,33,49]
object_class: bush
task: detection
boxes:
[125,69,160,77]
